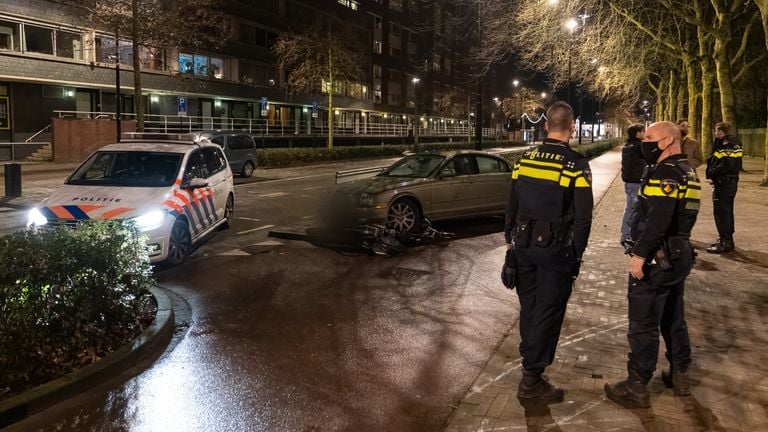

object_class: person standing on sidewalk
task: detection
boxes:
[619,124,646,252]
[504,101,593,403]
[676,119,704,169]
[705,121,742,253]
[605,121,701,408]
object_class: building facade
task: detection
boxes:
[0,0,479,142]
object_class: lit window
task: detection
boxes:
[56,30,82,59]
[373,41,382,54]
[338,0,359,10]
[179,53,225,79]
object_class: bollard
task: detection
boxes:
[4,163,21,197]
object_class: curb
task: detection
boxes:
[0,286,175,428]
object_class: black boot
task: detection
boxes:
[706,237,733,254]
[517,370,564,403]
[661,369,691,396]
[604,377,650,408]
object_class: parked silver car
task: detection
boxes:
[328,151,512,233]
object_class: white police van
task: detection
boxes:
[27,133,235,265]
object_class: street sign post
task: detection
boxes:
[260,97,268,117]
[311,101,318,119]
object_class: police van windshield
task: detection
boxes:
[67,151,183,187]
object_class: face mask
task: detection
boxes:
[640,139,663,164]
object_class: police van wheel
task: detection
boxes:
[241,161,255,178]
[222,195,234,229]
[387,199,421,234]
[167,219,192,266]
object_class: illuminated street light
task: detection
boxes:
[512,79,520,87]
[412,77,421,84]
[548,0,559,4]
[541,92,547,98]
[493,97,499,102]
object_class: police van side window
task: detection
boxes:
[203,147,226,175]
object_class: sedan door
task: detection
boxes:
[429,155,478,219]
[464,155,511,214]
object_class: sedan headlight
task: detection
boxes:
[359,192,374,207]
[132,210,167,231]
[27,208,48,227]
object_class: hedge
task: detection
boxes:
[256,140,528,168]
[498,139,621,166]
[0,221,154,399]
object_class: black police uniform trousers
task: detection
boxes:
[514,242,574,374]
[627,247,693,383]
[713,177,738,239]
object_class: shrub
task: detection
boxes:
[255,141,529,168]
[0,220,153,398]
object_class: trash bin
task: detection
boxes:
[4,163,21,197]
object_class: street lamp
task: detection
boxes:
[541,92,548,98]
[411,77,421,148]
[512,79,520,88]
[565,18,578,106]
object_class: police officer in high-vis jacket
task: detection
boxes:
[705,121,742,253]
[605,121,700,409]
[503,101,593,403]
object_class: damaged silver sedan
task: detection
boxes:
[326,150,512,234]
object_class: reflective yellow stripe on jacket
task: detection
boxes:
[511,159,589,188]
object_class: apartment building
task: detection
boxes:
[0,0,477,142]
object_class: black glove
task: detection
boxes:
[501,249,518,289]
[570,259,582,280]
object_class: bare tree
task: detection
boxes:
[79,0,230,131]
[274,23,365,149]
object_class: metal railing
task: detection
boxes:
[0,142,51,161]
[25,124,51,143]
[738,129,767,158]
[53,111,500,138]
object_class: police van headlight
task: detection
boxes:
[27,208,48,227]
[132,210,167,231]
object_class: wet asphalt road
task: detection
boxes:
[10,165,520,432]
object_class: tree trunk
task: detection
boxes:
[696,9,714,155]
[132,0,144,132]
[713,6,738,135]
[676,72,686,121]
[713,36,738,133]
[701,68,715,156]
[755,0,768,185]
[684,54,700,142]
[667,70,677,121]
[327,27,334,149]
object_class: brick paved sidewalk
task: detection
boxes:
[445,157,768,431]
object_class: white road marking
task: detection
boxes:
[257,192,289,198]
[238,217,261,221]
[219,249,252,256]
[304,186,324,191]
[301,214,317,219]
[236,224,275,235]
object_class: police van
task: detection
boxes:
[27,133,235,265]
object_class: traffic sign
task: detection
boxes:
[260,97,268,116]
[311,101,318,119]
[177,96,187,116]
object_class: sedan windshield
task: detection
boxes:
[67,151,182,187]
[379,155,446,178]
